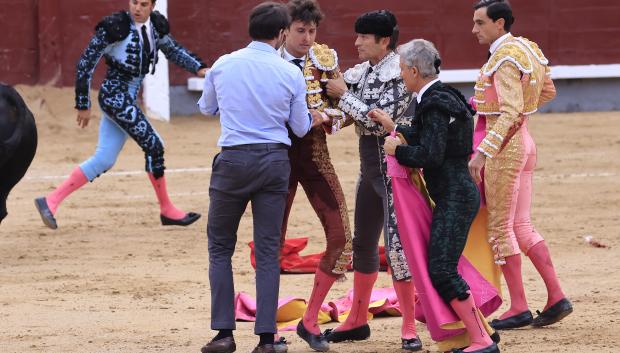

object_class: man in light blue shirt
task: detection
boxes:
[197,3,324,353]
[198,25,314,146]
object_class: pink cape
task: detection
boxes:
[234,287,402,332]
[387,139,501,342]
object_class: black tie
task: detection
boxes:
[141,25,152,75]
[291,58,304,72]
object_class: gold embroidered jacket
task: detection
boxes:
[474,35,556,158]
[280,43,345,131]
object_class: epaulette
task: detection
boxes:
[95,11,131,43]
[343,61,370,84]
[150,11,170,36]
[514,37,549,66]
[482,37,548,77]
[308,43,338,72]
[377,53,401,82]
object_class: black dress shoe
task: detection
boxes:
[297,321,329,351]
[402,336,423,351]
[531,298,573,327]
[160,212,201,226]
[452,342,500,353]
[34,197,58,230]
[323,324,370,343]
[489,310,533,330]
[201,336,236,353]
[273,337,288,353]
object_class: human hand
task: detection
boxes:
[468,152,486,183]
[310,109,329,128]
[326,76,348,99]
[76,109,92,128]
[368,108,395,132]
[384,136,403,156]
[197,67,209,78]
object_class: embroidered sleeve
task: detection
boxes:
[395,124,419,145]
[157,34,207,74]
[75,27,110,110]
[337,79,413,136]
[395,109,449,169]
[538,70,556,107]
[321,69,351,134]
[477,62,524,158]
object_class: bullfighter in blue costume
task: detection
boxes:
[35,0,207,229]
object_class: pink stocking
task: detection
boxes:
[302,269,337,335]
[450,292,493,352]
[499,254,529,319]
[148,173,186,220]
[393,279,417,339]
[335,271,378,332]
[527,241,566,310]
[46,167,88,214]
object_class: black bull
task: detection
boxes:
[0,83,37,224]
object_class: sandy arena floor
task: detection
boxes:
[1,86,619,353]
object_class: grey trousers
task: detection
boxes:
[207,144,290,335]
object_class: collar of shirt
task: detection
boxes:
[248,41,278,54]
[371,51,396,72]
[135,18,154,50]
[417,78,440,104]
[490,32,512,55]
[282,47,306,63]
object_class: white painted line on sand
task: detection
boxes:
[25,166,617,182]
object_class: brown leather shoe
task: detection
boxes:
[200,336,236,353]
[251,344,276,353]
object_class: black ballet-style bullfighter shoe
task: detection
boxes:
[531,298,573,327]
[402,336,423,351]
[489,310,533,330]
[452,342,500,353]
[160,212,201,226]
[296,321,329,352]
[35,197,58,230]
[323,323,370,343]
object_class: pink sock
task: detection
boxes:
[302,269,337,335]
[393,279,417,339]
[450,292,493,352]
[335,271,378,332]
[46,167,88,214]
[527,241,566,310]
[499,254,529,319]
[148,173,186,220]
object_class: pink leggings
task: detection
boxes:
[484,122,544,264]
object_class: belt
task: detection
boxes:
[222,143,288,151]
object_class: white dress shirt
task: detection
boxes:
[417,78,440,103]
[198,41,312,147]
[490,32,512,55]
[135,18,155,53]
[282,47,306,62]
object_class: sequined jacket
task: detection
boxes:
[279,43,345,130]
[75,11,206,110]
[473,35,556,158]
[337,51,414,136]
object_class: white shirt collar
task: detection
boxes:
[282,47,306,62]
[135,18,152,30]
[490,32,512,54]
[417,78,440,103]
